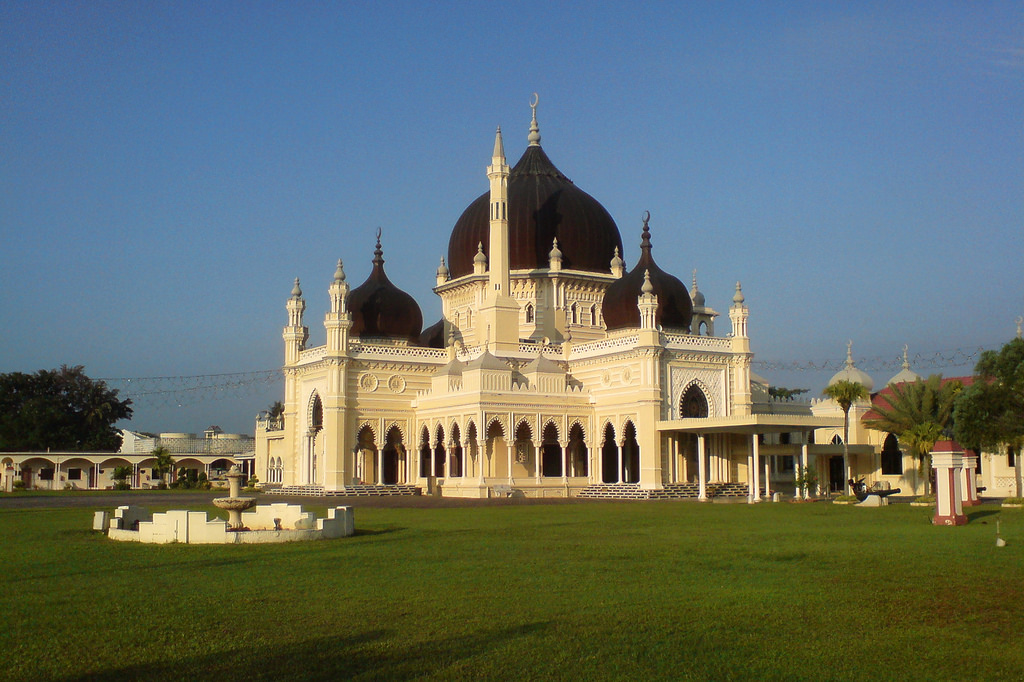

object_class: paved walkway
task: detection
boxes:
[0,490,596,510]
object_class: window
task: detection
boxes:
[831,434,843,445]
[881,433,903,475]
[525,304,534,324]
[40,468,54,481]
[1010,447,1017,468]
[68,468,82,481]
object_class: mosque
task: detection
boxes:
[253,99,847,500]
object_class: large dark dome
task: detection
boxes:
[602,217,692,332]
[348,234,423,344]
[447,144,624,278]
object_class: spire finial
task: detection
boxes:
[334,259,346,283]
[474,241,487,264]
[372,227,384,267]
[291,277,302,298]
[640,211,652,253]
[732,281,744,304]
[493,126,505,159]
[846,340,855,367]
[528,92,541,147]
[902,344,910,369]
[642,269,654,295]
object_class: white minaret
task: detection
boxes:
[325,259,351,353]
[486,126,511,296]
[478,118,522,353]
[729,281,752,415]
[284,278,308,365]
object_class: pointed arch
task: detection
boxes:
[567,422,588,477]
[621,420,640,484]
[881,433,903,475]
[433,424,447,477]
[381,424,404,485]
[355,424,377,486]
[308,391,324,432]
[525,303,535,324]
[419,425,432,478]
[601,422,618,483]
[356,420,378,444]
[450,423,463,477]
[679,381,710,419]
[541,421,562,477]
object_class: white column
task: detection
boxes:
[507,441,513,485]
[751,435,761,503]
[765,455,771,500]
[478,441,487,485]
[697,434,707,501]
[534,441,542,484]
[561,441,569,483]
[617,442,624,484]
[377,448,384,485]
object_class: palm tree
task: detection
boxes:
[823,379,870,495]
[864,374,962,494]
[151,446,176,488]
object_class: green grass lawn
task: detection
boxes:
[2,500,1023,681]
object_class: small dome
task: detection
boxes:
[436,257,449,279]
[690,271,705,307]
[828,342,874,391]
[447,107,623,278]
[418,318,446,349]
[887,346,921,386]
[347,232,423,344]
[601,214,693,332]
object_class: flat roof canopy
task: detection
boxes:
[657,414,843,435]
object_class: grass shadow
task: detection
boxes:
[66,621,552,681]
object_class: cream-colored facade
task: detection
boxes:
[254,103,844,500]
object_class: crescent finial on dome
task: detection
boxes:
[373,228,384,266]
[528,92,541,147]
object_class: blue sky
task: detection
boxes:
[2,1,1021,434]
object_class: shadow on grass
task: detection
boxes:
[967,509,1002,522]
[66,621,551,681]
[352,526,406,537]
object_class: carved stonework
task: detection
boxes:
[669,367,725,418]
[359,373,379,392]
[388,375,406,394]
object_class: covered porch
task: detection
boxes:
[657,414,854,502]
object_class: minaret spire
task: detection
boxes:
[480,123,519,352]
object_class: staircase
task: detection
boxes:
[265,484,421,497]
[576,481,761,500]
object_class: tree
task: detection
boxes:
[822,379,870,495]
[111,465,133,490]
[267,400,285,429]
[768,386,808,401]
[954,338,1024,495]
[0,366,132,451]
[863,374,962,494]
[151,446,176,489]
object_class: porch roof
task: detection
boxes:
[656,414,843,435]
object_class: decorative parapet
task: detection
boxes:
[298,346,329,363]
[570,334,640,360]
[662,334,732,353]
[350,342,448,362]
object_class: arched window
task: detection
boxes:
[679,384,709,418]
[568,423,588,477]
[831,434,844,445]
[571,303,579,325]
[419,426,431,478]
[881,433,902,475]
[601,423,617,483]
[622,422,640,484]
[541,422,561,477]
[525,304,534,324]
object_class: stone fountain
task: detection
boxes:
[213,465,256,530]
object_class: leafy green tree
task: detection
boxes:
[111,465,133,490]
[0,366,132,451]
[954,338,1024,495]
[823,379,870,495]
[151,446,176,489]
[864,374,962,493]
[768,386,809,401]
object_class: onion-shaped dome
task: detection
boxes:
[447,121,623,277]
[347,231,423,344]
[601,214,693,332]
[418,318,445,349]
[828,342,874,391]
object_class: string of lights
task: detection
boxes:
[98,343,1000,408]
